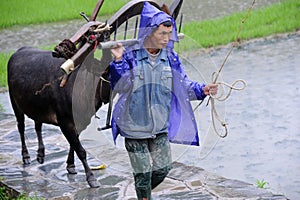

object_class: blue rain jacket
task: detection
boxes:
[109,2,207,146]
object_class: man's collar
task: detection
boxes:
[137,48,167,61]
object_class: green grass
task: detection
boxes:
[0,52,12,88]
[182,0,300,48]
[0,0,129,29]
[0,0,299,88]
[256,179,269,189]
[0,185,42,200]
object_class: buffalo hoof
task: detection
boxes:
[37,156,44,164]
[23,157,31,165]
[66,164,77,174]
[88,179,100,188]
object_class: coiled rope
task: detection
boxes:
[210,78,247,138]
[194,0,256,138]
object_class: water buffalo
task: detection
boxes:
[7,46,111,188]
[6,0,183,189]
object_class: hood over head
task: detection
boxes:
[130,2,178,51]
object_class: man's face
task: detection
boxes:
[148,24,173,49]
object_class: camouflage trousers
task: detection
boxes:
[125,133,172,200]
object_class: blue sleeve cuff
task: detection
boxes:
[195,83,207,100]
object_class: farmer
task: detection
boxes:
[109,2,218,199]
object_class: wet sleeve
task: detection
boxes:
[188,81,207,100]
[174,54,207,100]
[109,58,132,92]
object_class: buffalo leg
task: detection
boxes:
[66,146,77,174]
[60,123,100,188]
[35,121,45,164]
[9,95,31,165]
[18,114,31,165]
[11,103,31,165]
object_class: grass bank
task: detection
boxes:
[0,183,39,200]
[182,0,300,48]
[0,53,12,89]
[0,0,299,88]
[0,0,128,29]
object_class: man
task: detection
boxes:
[109,2,218,199]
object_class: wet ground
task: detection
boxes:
[0,0,298,199]
[1,33,298,199]
[0,92,289,200]
[177,32,300,199]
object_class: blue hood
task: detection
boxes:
[134,2,178,50]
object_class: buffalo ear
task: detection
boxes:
[161,4,171,16]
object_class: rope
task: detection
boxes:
[209,78,247,138]
[212,79,247,102]
[212,0,256,84]
[194,0,255,138]
[53,39,77,59]
[93,23,111,33]
[193,76,246,138]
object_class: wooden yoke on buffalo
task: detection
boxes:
[54,0,184,87]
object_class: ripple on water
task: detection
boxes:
[274,139,300,148]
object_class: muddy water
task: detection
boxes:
[175,33,300,199]
[0,0,298,199]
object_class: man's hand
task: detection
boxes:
[204,84,218,96]
[110,43,123,61]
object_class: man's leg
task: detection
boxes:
[149,133,172,189]
[125,138,152,200]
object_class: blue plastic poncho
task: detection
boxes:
[109,2,207,146]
